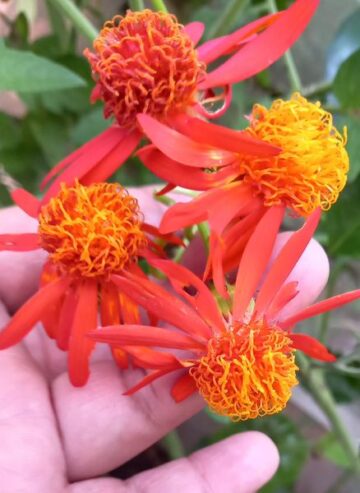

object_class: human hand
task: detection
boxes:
[0,187,329,492]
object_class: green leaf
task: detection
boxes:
[325,370,360,404]
[72,106,109,146]
[333,49,360,109]
[0,114,22,151]
[0,47,86,93]
[315,433,353,469]
[336,115,360,183]
[198,413,309,493]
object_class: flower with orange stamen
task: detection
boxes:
[89,208,360,420]
[0,181,180,386]
[39,0,319,204]
[145,93,349,295]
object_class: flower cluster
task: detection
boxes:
[0,1,359,421]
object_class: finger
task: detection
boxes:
[69,432,279,493]
[53,361,204,481]
[0,301,66,493]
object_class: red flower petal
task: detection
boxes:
[137,114,235,168]
[41,126,133,204]
[11,188,40,217]
[123,368,177,396]
[0,233,40,252]
[111,272,211,340]
[125,346,181,369]
[183,21,205,45]
[201,0,320,88]
[290,333,336,362]
[89,325,205,351]
[173,115,281,156]
[255,209,321,318]
[233,205,285,321]
[280,290,360,330]
[171,373,197,402]
[197,13,277,64]
[138,146,239,191]
[56,283,78,351]
[266,281,299,320]
[68,279,98,387]
[148,258,224,335]
[0,277,71,348]
[142,222,184,247]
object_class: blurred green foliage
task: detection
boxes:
[0,0,359,489]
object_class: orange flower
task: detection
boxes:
[0,181,180,386]
[89,208,360,420]
[151,93,349,295]
[39,1,319,204]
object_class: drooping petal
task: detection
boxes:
[200,0,320,88]
[123,368,178,396]
[0,277,71,348]
[137,114,235,168]
[255,209,321,318]
[148,258,225,335]
[41,126,135,204]
[111,272,211,340]
[11,188,40,217]
[68,279,98,387]
[197,13,277,64]
[173,115,281,156]
[56,283,79,351]
[233,206,285,321]
[139,146,239,191]
[290,333,336,362]
[125,346,181,369]
[183,21,205,45]
[88,325,205,351]
[171,373,198,402]
[0,233,40,251]
[280,290,360,330]
[266,281,299,320]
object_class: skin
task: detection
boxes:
[0,186,330,493]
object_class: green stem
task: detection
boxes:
[298,353,360,473]
[150,0,168,13]
[302,79,333,98]
[207,0,249,39]
[47,0,98,42]
[162,430,185,459]
[267,0,302,92]
[197,222,210,254]
[129,0,145,10]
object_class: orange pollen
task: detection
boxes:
[84,9,206,129]
[241,93,349,216]
[190,321,298,421]
[38,181,147,278]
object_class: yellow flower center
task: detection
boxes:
[241,93,349,216]
[38,181,147,278]
[190,321,298,420]
[84,9,205,129]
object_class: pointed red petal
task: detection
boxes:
[40,126,116,190]
[197,13,277,64]
[11,188,40,217]
[68,280,98,387]
[290,333,336,362]
[142,222,184,247]
[89,325,205,350]
[81,129,141,185]
[201,0,320,88]
[119,292,140,324]
[138,146,239,191]
[0,277,71,348]
[56,284,79,351]
[125,346,181,369]
[100,282,121,326]
[137,114,235,168]
[233,205,285,321]
[148,258,224,335]
[266,281,299,320]
[111,272,211,339]
[280,290,360,330]
[171,373,197,402]
[173,115,280,156]
[123,368,176,396]
[0,233,40,252]
[41,127,131,204]
[183,21,205,45]
[255,209,321,318]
